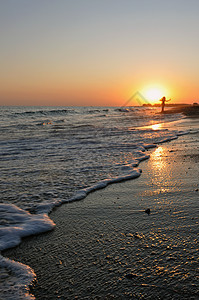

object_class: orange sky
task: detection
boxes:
[0,1,199,106]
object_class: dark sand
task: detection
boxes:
[4,119,199,300]
[163,104,199,116]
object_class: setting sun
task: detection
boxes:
[145,88,163,101]
[141,86,168,104]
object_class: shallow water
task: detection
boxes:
[4,131,199,300]
[0,106,183,238]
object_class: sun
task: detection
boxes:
[141,85,167,104]
[145,88,162,102]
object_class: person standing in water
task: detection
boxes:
[160,96,170,113]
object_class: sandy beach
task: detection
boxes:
[3,118,199,300]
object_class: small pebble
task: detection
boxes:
[134,233,142,239]
[145,208,150,215]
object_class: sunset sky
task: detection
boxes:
[0,0,199,106]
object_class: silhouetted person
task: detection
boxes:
[160,96,170,113]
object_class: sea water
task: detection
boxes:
[0,106,191,298]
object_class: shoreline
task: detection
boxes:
[3,117,199,299]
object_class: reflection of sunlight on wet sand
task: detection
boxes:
[151,123,162,130]
[139,123,163,131]
[152,146,164,166]
[151,146,172,194]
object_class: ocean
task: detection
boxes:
[0,106,194,298]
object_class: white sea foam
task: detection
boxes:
[0,204,55,299]
[35,167,144,214]
[0,255,36,300]
[69,167,142,202]
[0,203,55,251]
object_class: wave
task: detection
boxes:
[115,107,134,113]
[12,108,110,118]
[13,108,77,117]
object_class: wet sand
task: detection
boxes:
[4,119,199,299]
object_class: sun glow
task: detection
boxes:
[145,88,162,101]
[141,85,168,104]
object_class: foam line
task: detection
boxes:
[0,204,55,251]
[0,255,36,300]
